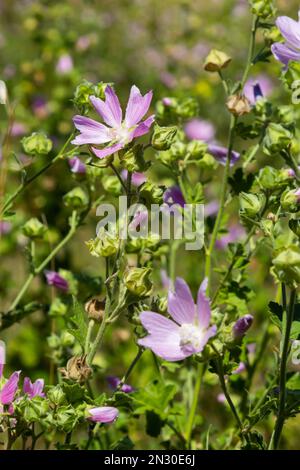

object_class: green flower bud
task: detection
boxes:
[176,98,199,119]
[151,124,177,151]
[250,0,276,18]
[276,106,295,126]
[124,267,153,297]
[155,98,179,126]
[139,182,163,205]
[272,246,300,287]
[280,188,300,213]
[239,192,265,218]
[49,298,68,317]
[73,80,108,112]
[102,175,122,196]
[170,142,187,160]
[257,166,281,190]
[22,217,47,239]
[187,140,207,159]
[119,144,148,172]
[86,229,119,257]
[47,334,60,349]
[204,49,232,72]
[157,296,168,313]
[47,385,66,406]
[263,123,293,156]
[289,219,300,237]
[21,132,52,156]
[196,153,217,170]
[63,187,89,209]
[61,331,75,347]
[260,219,274,237]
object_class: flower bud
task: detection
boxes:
[204,49,232,72]
[124,267,152,297]
[61,331,75,347]
[45,270,69,292]
[139,182,163,205]
[272,246,300,287]
[257,166,281,190]
[0,80,8,105]
[232,315,254,339]
[119,144,147,173]
[86,229,119,257]
[85,298,105,322]
[280,188,300,213]
[176,97,199,119]
[262,123,293,156]
[239,192,265,218]
[226,94,251,117]
[60,356,92,383]
[21,132,52,156]
[151,124,177,151]
[49,298,68,317]
[170,142,187,160]
[197,153,217,170]
[47,385,66,406]
[73,80,108,112]
[187,140,207,159]
[22,217,47,239]
[63,187,89,209]
[250,0,276,19]
[102,175,122,196]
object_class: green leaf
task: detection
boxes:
[67,298,88,349]
[110,436,134,450]
[146,410,164,437]
[131,380,178,419]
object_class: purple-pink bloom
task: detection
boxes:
[129,210,148,231]
[232,362,246,375]
[215,224,246,250]
[107,376,133,393]
[208,144,240,166]
[72,85,154,159]
[163,186,185,208]
[0,221,12,235]
[243,75,273,104]
[44,270,69,292]
[56,54,73,74]
[184,119,215,142]
[23,377,45,399]
[272,11,300,66]
[68,157,86,174]
[233,314,254,339]
[0,371,20,406]
[138,278,217,361]
[87,406,119,423]
[204,200,219,217]
[121,169,146,187]
[0,341,5,379]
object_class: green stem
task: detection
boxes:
[9,210,78,311]
[205,115,237,293]
[1,133,74,217]
[117,347,144,390]
[241,15,258,89]
[85,319,95,355]
[269,288,297,450]
[185,363,205,448]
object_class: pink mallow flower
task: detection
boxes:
[138,278,217,361]
[68,156,86,174]
[0,371,21,412]
[23,377,45,399]
[107,376,133,393]
[87,406,119,423]
[184,119,215,142]
[72,85,154,159]
[121,169,146,187]
[44,270,69,292]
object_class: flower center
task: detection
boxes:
[179,323,203,354]
[109,125,134,145]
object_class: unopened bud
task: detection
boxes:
[124,267,152,297]
[22,217,47,239]
[204,49,232,72]
[280,188,300,213]
[63,187,89,209]
[226,94,251,117]
[85,298,105,322]
[232,314,254,339]
[151,124,177,151]
[21,132,52,156]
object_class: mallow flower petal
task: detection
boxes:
[125,85,153,127]
[91,142,124,159]
[195,325,217,354]
[72,115,111,145]
[138,334,187,362]
[90,88,122,128]
[0,371,20,405]
[197,278,211,329]
[139,310,180,335]
[168,278,196,325]
[132,115,155,138]
[88,406,119,423]
[271,42,300,66]
[276,16,300,50]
